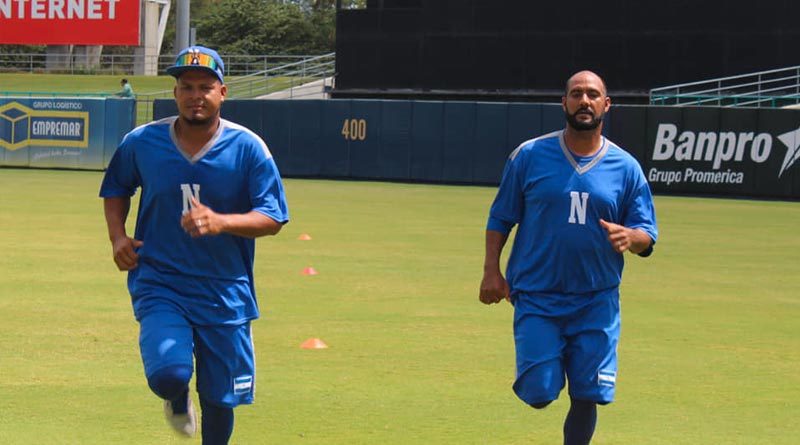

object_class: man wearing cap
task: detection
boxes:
[99,45,289,443]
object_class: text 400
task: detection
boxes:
[341,119,367,141]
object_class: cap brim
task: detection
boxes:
[166,65,224,83]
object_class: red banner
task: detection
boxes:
[0,0,140,45]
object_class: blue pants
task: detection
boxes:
[512,288,620,405]
[139,308,256,408]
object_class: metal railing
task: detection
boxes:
[0,52,328,76]
[135,53,336,124]
[1,53,335,125]
[227,53,335,99]
[650,66,800,108]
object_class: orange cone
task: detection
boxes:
[301,267,318,275]
[300,338,328,349]
[297,233,312,241]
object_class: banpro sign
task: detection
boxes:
[646,123,800,187]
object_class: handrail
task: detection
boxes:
[650,66,800,92]
[650,65,800,108]
[0,53,335,125]
[665,74,800,98]
[134,53,335,124]
[655,83,800,103]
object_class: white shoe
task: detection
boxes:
[164,395,197,437]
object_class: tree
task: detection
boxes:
[196,0,334,54]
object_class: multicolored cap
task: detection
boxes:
[166,46,225,83]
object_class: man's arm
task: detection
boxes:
[180,197,283,239]
[479,229,511,304]
[104,196,143,270]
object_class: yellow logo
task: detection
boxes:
[0,102,89,151]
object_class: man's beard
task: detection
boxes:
[181,112,216,127]
[565,108,604,131]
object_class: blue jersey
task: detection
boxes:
[487,130,657,299]
[100,117,289,325]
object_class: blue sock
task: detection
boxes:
[563,398,597,445]
[147,364,193,414]
[200,397,234,445]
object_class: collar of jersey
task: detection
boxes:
[558,131,609,175]
[169,117,225,164]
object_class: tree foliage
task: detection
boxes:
[195,0,339,55]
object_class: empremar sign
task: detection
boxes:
[0,101,89,151]
[0,0,140,45]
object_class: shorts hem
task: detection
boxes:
[199,397,254,409]
[513,388,559,407]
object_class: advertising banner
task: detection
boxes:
[0,0,140,45]
[638,106,800,199]
[0,97,134,169]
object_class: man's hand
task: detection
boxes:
[479,268,510,305]
[599,219,651,254]
[111,236,143,271]
[181,197,224,238]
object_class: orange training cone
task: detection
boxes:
[301,266,318,276]
[297,233,312,241]
[300,338,328,349]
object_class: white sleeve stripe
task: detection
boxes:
[121,116,175,145]
[220,118,273,159]
[510,130,562,160]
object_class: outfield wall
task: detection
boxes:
[0,98,136,170]
[4,96,796,200]
[155,99,800,200]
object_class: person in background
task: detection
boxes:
[114,78,134,98]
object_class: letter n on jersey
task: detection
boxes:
[180,183,201,214]
[568,191,589,225]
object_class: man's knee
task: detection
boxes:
[530,400,553,409]
[147,364,193,400]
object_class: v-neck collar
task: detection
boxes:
[169,117,224,164]
[558,130,609,175]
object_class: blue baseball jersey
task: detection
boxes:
[488,130,657,300]
[99,117,289,326]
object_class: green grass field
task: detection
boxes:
[0,168,798,444]
[0,73,177,96]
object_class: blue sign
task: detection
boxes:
[0,97,136,170]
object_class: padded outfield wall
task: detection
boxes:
[145,98,800,200]
[4,96,796,200]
